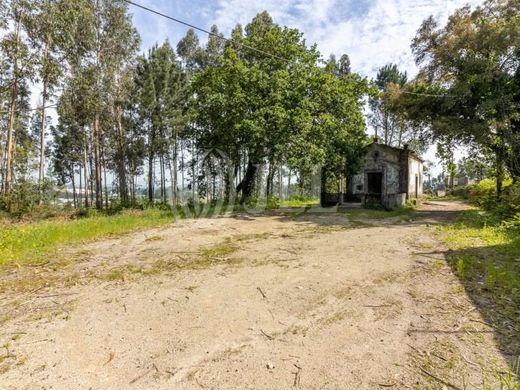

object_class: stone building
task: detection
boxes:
[345,141,423,209]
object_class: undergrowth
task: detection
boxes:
[0,208,175,267]
[438,208,520,376]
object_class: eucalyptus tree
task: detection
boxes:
[56,64,97,208]
[23,0,94,203]
[102,10,139,204]
[0,0,35,197]
[134,41,186,203]
[177,29,205,73]
[368,64,411,147]
[86,0,139,209]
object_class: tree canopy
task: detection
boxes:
[395,0,520,193]
[0,4,372,212]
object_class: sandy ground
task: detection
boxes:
[0,201,515,389]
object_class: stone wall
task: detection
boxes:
[343,142,424,208]
[407,157,423,198]
[353,143,402,197]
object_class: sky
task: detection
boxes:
[128,0,484,175]
[130,0,482,79]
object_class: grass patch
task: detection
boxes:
[437,208,520,375]
[281,196,320,207]
[99,232,274,280]
[438,209,520,306]
[200,239,239,260]
[0,208,175,267]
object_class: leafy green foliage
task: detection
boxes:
[453,179,520,218]
[190,13,370,202]
[399,0,520,192]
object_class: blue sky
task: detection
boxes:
[128,0,483,172]
[129,0,482,79]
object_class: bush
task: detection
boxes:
[501,212,520,233]
[266,196,280,209]
[0,180,39,217]
[460,179,519,218]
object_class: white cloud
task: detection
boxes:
[213,0,483,78]
[128,0,482,174]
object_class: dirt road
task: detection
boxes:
[0,201,514,389]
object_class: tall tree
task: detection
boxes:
[401,0,520,194]
[191,12,370,202]
[369,64,410,147]
[0,0,34,197]
[23,0,94,204]
[88,0,139,209]
[134,41,185,203]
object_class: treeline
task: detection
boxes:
[2,0,518,215]
[0,0,371,213]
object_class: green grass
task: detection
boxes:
[281,197,320,207]
[437,208,520,373]
[0,208,175,267]
[438,209,520,308]
[438,209,520,300]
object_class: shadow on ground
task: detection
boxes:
[229,200,465,228]
[415,208,520,374]
[234,201,520,374]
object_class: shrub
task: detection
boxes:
[0,180,40,217]
[266,196,280,209]
[459,179,519,218]
[501,212,520,233]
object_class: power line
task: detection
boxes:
[0,104,58,115]
[124,0,456,100]
[122,0,289,63]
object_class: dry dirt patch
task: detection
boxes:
[0,201,515,389]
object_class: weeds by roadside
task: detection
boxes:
[437,208,520,383]
[0,208,175,267]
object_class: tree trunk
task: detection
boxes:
[102,148,108,209]
[168,155,175,206]
[71,172,77,209]
[236,160,257,203]
[171,138,178,205]
[383,111,389,145]
[93,114,103,209]
[79,163,83,209]
[266,162,275,198]
[83,141,89,208]
[130,171,135,202]
[496,147,505,198]
[287,170,292,199]
[180,142,185,203]
[89,149,94,205]
[148,154,154,203]
[3,20,21,196]
[115,105,128,203]
[191,144,196,200]
[147,127,155,203]
[160,154,165,203]
[4,83,17,196]
[38,40,50,205]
